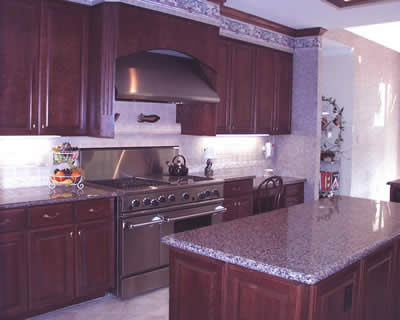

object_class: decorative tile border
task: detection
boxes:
[64,0,321,52]
[220,16,295,52]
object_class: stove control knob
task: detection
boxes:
[168,194,176,202]
[143,198,151,206]
[151,199,159,207]
[198,192,206,200]
[158,195,167,203]
[205,190,211,197]
[131,200,140,208]
[212,190,220,197]
[182,193,190,200]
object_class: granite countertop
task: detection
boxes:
[0,185,118,209]
[163,196,400,285]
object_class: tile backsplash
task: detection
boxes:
[0,101,270,189]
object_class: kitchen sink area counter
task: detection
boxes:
[164,196,400,320]
[0,185,118,210]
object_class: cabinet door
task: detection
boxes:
[254,47,275,134]
[0,0,40,135]
[274,52,292,134]
[230,42,255,134]
[359,245,394,320]
[0,232,27,319]
[226,264,304,320]
[236,195,253,220]
[76,220,114,297]
[39,0,88,135]
[216,40,232,134]
[29,226,74,311]
[312,263,359,320]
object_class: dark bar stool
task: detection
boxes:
[255,176,284,214]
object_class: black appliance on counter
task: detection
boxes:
[80,147,225,298]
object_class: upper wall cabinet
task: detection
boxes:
[215,38,292,135]
[0,0,40,135]
[0,0,88,136]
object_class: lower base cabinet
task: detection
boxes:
[30,226,75,312]
[0,232,27,319]
[0,198,115,320]
[223,179,253,222]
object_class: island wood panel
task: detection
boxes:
[169,249,224,320]
[0,232,28,319]
[310,263,360,320]
[358,244,394,320]
[39,0,88,136]
[225,264,307,320]
[0,0,40,135]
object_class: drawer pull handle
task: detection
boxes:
[43,212,60,219]
[0,218,11,226]
[88,208,96,213]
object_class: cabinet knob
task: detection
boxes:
[41,124,45,129]
[88,208,96,213]
[32,124,36,129]
[78,231,82,236]
[69,231,74,238]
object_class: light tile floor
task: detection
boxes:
[28,288,169,320]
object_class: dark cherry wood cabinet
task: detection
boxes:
[230,42,255,133]
[39,0,88,136]
[0,198,115,319]
[226,264,305,320]
[212,38,293,135]
[169,249,224,320]
[283,183,304,208]
[310,263,359,320]
[254,47,275,134]
[274,51,293,134]
[223,179,253,222]
[75,219,114,297]
[29,226,75,312]
[0,0,89,136]
[358,244,394,320]
[0,232,28,319]
[0,0,40,135]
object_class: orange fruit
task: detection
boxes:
[71,171,80,182]
[55,171,65,182]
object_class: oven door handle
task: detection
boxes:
[123,216,164,230]
[164,206,227,223]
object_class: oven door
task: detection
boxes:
[160,202,226,266]
[121,214,164,277]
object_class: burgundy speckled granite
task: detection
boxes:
[163,196,400,285]
[0,186,118,209]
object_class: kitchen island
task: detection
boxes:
[162,196,400,320]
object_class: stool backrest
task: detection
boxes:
[255,176,284,214]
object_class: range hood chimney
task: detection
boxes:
[115,50,220,104]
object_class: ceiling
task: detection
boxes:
[225,0,400,29]
[347,21,400,52]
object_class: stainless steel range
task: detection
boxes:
[80,147,225,298]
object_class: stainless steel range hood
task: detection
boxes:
[115,51,220,104]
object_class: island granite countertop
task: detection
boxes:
[162,196,400,285]
[0,185,119,210]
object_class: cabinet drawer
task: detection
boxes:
[29,203,73,228]
[0,208,26,233]
[224,179,253,197]
[76,198,114,222]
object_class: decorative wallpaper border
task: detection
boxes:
[65,0,321,52]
